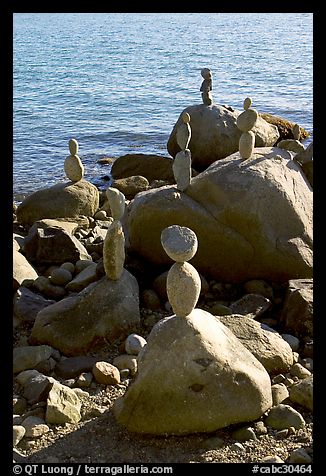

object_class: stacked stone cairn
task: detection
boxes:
[161,225,200,316]
[200,68,213,105]
[236,97,259,160]
[173,112,192,192]
[103,187,126,280]
[64,138,85,182]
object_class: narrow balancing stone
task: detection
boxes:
[64,138,84,182]
[236,97,258,160]
[103,187,126,280]
[161,225,201,318]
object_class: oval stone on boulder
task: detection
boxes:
[113,308,272,435]
[16,180,99,226]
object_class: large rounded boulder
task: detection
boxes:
[167,104,280,170]
[113,308,272,435]
[126,147,312,283]
[16,180,99,226]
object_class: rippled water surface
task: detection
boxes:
[13,12,313,200]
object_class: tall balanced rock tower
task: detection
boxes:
[236,97,258,160]
[113,224,272,434]
[161,225,200,316]
[103,187,126,280]
[64,138,85,182]
[200,68,213,105]
[173,112,192,192]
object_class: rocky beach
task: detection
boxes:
[13,94,313,466]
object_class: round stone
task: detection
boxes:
[94,210,107,220]
[201,68,211,79]
[50,267,73,286]
[69,138,79,156]
[60,262,75,274]
[182,112,190,124]
[125,333,147,356]
[92,361,120,385]
[243,97,252,110]
[236,108,259,132]
[161,225,198,262]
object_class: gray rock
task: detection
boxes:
[113,308,272,435]
[33,276,66,300]
[231,426,257,441]
[127,147,312,283]
[218,315,294,374]
[113,354,137,376]
[24,224,91,264]
[265,404,305,430]
[21,373,54,405]
[65,262,98,292]
[21,415,49,437]
[13,250,38,291]
[281,334,300,352]
[290,362,312,379]
[54,356,99,379]
[280,279,313,338]
[13,345,55,374]
[50,268,73,286]
[243,279,274,299]
[45,381,81,424]
[271,383,289,406]
[13,425,26,446]
[161,225,198,262]
[111,154,175,183]
[125,334,147,356]
[288,448,312,463]
[13,288,56,323]
[289,376,313,411]
[229,294,271,318]
[16,180,99,226]
[30,270,140,355]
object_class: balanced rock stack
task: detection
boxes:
[236,97,259,160]
[64,139,85,182]
[200,68,213,106]
[172,112,192,192]
[103,187,126,280]
[113,225,272,435]
[161,225,200,316]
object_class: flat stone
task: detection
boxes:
[229,294,272,318]
[65,262,98,292]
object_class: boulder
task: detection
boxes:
[279,279,313,338]
[259,113,309,141]
[113,308,272,435]
[167,104,279,170]
[23,224,91,264]
[126,147,313,283]
[111,154,175,182]
[13,250,38,291]
[13,345,55,374]
[30,270,140,355]
[218,315,294,374]
[16,180,99,226]
[112,176,149,199]
[13,288,56,323]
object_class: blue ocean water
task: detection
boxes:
[13,12,313,202]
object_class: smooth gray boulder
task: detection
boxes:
[16,180,99,226]
[113,308,272,435]
[127,147,312,283]
[30,270,140,355]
